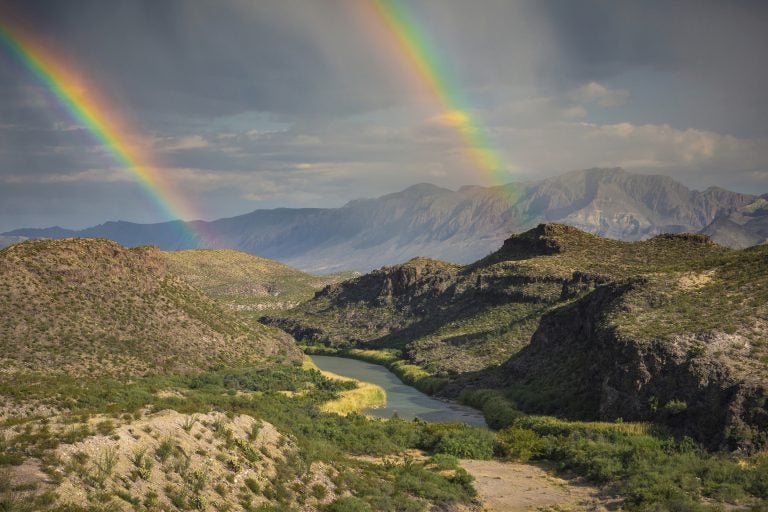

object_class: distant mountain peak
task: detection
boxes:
[393,182,453,197]
[2,168,762,271]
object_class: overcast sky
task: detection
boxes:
[1,0,767,231]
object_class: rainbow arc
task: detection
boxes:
[367,0,513,191]
[0,20,203,244]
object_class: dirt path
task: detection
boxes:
[460,459,602,512]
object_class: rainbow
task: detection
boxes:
[0,19,204,244]
[365,0,514,191]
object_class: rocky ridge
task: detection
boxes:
[268,224,768,449]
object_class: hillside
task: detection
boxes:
[4,168,758,272]
[266,224,768,450]
[0,238,489,512]
[161,249,356,313]
[0,238,301,377]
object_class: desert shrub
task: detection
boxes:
[419,424,495,459]
[322,496,373,512]
[155,439,174,462]
[311,483,327,500]
[459,388,522,429]
[395,462,475,503]
[428,453,458,470]
[495,427,549,462]
[245,477,260,495]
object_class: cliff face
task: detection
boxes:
[265,249,597,372]
[499,280,768,450]
[268,224,768,449]
[702,196,768,248]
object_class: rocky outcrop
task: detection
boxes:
[702,195,768,248]
[269,224,768,450]
[487,281,768,451]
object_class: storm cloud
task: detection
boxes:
[0,0,766,231]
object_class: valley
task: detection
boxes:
[3,1,767,510]
[1,228,767,512]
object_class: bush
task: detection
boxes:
[428,453,459,470]
[419,424,495,459]
[495,427,549,462]
[396,463,474,504]
[459,388,522,429]
[245,477,260,495]
[323,496,373,512]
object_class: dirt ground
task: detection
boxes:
[460,459,603,512]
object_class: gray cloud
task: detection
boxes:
[0,0,766,231]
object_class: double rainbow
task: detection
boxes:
[1,1,514,244]
[0,19,202,244]
[367,0,513,190]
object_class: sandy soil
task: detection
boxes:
[460,459,602,512]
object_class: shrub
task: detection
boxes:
[420,424,495,459]
[495,427,549,462]
[458,388,522,429]
[155,439,174,462]
[664,399,688,414]
[323,496,373,512]
[245,477,260,495]
[428,453,459,470]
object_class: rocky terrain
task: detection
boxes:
[0,238,487,511]
[5,168,758,272]
[702,195,768,248]
[268,224,768,450]
[0,238,301,377]
[2,410,340,512]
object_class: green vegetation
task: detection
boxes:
[301,346,450,395]
[496,416,768,511]
[459,386,768,511]
[0,238,300,377]
[302,357,387,416]
[163,248,357,315]
[4,227,768,511]
[269,224,768,454]
[0,363,483,511]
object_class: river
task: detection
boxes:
[311,355,487,427]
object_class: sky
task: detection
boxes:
[0,0,767,232]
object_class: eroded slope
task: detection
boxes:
[0,238,301,377]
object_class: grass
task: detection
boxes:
[1,363,480,511]
[0,238,300,377]
[301,346,449,395]
[301,357,386,416]
[163,248,356,315]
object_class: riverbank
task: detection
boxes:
[302,345,519,428]
[302,355,386,415]
[311,355,487,425]
[301,345,450,394]
[301,348,768,511]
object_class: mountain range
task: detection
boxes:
[5,168,765,273]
